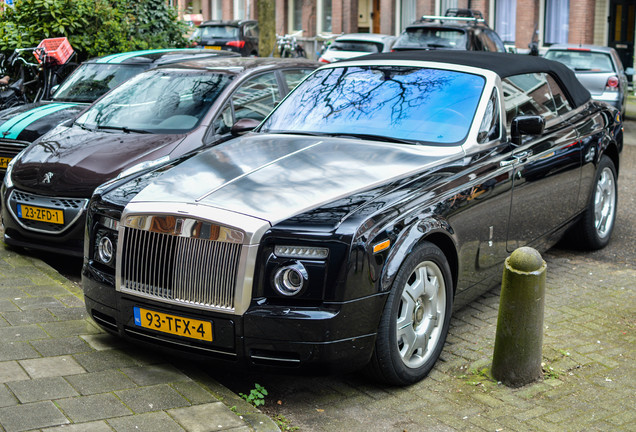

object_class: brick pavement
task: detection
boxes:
[0,247,278,432]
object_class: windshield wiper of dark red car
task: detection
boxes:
[96,125,152,134]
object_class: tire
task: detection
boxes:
[368,242,453,386]
[577,155,618,250]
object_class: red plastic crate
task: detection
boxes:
[34,37,74,65]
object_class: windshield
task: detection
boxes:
[261,66,485,145]
[75,69,233,133]
[544,50,615,73]
[395,28,467,49]
[52,63,146,103]
[201,25,239,39]
[329,41,382,53]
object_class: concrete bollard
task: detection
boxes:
[491,246,547,387]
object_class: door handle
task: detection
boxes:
[500,150,533,167]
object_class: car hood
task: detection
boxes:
[131,134,460,226]
[0,102,85,144]
[11,125,186,196]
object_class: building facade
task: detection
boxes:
[172,0,635,70]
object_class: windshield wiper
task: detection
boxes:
[75,122,97,132]
[96,125,152,134]
[269,130,418,144]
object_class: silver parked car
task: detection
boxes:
[318,33,396,63]
[544,44,628,115]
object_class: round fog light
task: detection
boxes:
[274,263,308,296]
[97,236,114,264]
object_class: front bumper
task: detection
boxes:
[83,260,386,372]
[1,187,88,256]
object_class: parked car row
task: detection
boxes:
[0,13,624,386]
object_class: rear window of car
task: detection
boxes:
[261,66,485,145]
[329,41,382,53]
[395,27,467,49]
[544,50,615,73]
[201,25,239,39]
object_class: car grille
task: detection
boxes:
[119,223,243,312]
[7,189,88,233]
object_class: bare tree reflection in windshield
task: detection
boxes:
[262,66,485,144]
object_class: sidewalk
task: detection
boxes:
[0,243,278,432]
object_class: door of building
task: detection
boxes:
[609,0,635,81]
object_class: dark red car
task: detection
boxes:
[1,57,318,256]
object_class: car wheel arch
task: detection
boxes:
[379,219,458,298]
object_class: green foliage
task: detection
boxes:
[0,0,188,63]
[239,383,268,407]
[273,414,299,431]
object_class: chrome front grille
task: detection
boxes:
[119,218,244,312]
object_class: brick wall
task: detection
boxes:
[568,0,596,45]
[516,0,539,49]
[380,0,395,35]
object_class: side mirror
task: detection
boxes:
[230,118,260,136]
[510,115,544,146]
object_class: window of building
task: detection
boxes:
[437,0,458,15]
[400,0,417,33]
[234,0,245,20]
[318,0,333,33]
[544,0,569,45]
[289,0,303,32]
[210,0,223,20]
[495,0,517,44]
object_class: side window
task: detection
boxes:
[478,88,501,143]
[545,74,572,116]
[478,32,497,52]
[232,72,281,123]
[212,103,234,135]
[487,30,507,52]
[502,73,557,129]
[281,69,313,92]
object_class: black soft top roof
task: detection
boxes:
[356,50,591,107]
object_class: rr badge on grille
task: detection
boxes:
[42,172,54,184]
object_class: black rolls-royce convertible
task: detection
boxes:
[82,51,623,386]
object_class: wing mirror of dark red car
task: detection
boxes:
[231,118,260,136]
[510,115,545,146]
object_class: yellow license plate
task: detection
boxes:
[204,45,221,50]
[17,204,64,224]
[134,307,213,342]
[0,157,11,169]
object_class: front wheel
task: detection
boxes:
[576,155,618,250]
[368,242,453,386]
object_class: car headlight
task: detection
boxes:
[115,156,170,180]
[274,245,329,259]
[3,156,18,189]
[273,262,308,296]
[93,216,119,268]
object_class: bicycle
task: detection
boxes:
[0,39,77,109]
[0,52,28,110]
[276,32,307,58]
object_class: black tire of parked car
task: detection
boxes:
[576,155,618,250]
[367,241,453,386]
